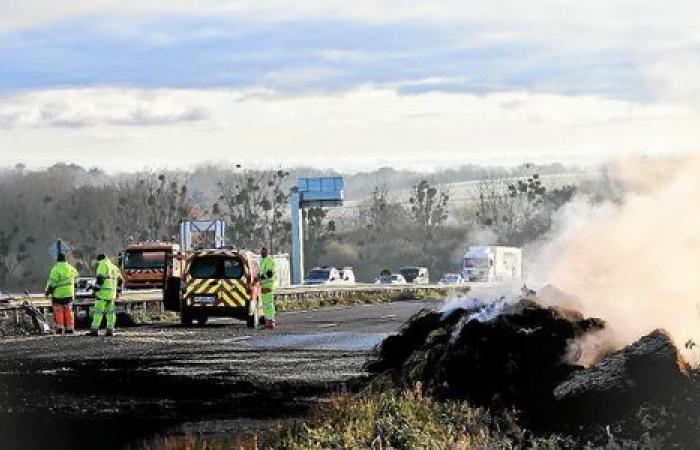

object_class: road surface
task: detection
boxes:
[0,300,439,449]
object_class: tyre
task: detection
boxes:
[180,309,193,327]
[163,276,182,312]
[196,315,208,326]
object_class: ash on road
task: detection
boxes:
[0,301,435,449]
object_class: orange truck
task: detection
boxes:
[119,242,180,289]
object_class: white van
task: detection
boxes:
[338,267,356,284]
[399,266,430,284]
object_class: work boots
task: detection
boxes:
[55,328,64,335]
[64,329,74,335]
[85,329,99,337]
[265,319,276,330]
[106,329,115,337]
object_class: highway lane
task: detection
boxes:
[0,300,441,449]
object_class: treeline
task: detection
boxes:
[0,162,577,290]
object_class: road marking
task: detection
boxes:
[318,323,337,328]
[221,336,252,343]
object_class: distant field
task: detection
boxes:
[327,171,592,228]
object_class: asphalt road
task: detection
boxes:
[0,300,439,449]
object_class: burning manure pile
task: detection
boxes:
[369,298,603,414]
[368,294,697,440]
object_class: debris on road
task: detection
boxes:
[0,304,51,337]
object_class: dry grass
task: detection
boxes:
[138,388,572,450]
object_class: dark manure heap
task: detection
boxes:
[368,297,700,447]
[369,299,604,417]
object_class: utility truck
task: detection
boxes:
[462,246,522,283]
[120,242,179,289]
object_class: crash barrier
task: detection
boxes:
[0,284,466,317]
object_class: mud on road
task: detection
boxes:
[0,301,436,449]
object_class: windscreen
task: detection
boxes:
[124,251,166,269]
[464,258,489,269]
[190,256,243,279]
[307,269,330,280]
[400,268,419,281]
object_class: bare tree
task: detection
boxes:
[360,183,405,235]
[475,173,576,245]
[409,179,450,237]
[114,172,192,245]
[217,170,291,251]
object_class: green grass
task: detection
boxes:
[275,288,456,313]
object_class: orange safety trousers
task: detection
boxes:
[52,302,74,331]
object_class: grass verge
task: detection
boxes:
[137,388,573,449]
[275,287,459,313]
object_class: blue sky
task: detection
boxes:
[0,1,697,171]
[0,16,644,98]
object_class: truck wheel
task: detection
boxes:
[180,309,193,327]
[196,315,208,326]
[163,276,182,312]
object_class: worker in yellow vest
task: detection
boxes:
[87,254,122,336]
[44,253,79,335]
[259,247,276,329]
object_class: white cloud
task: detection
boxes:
[0,88,208,128]
[2,1,699,108]
[0,86,697,171]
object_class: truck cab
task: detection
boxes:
[120,242,179,289]
[462,246,522,282]
[164,249,261,327]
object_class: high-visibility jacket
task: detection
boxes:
[46,262,79,300]
[260,256,276,288]
[96,259,122,301]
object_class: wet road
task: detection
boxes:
[0,300,439,449]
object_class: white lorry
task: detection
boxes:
[462,246,522,283]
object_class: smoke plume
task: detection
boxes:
[528,155,700,362]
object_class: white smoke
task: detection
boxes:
[527,155,700,361]
[441,282,522,320]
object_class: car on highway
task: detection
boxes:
[304,267,341,285]
[375,273,407,285]
[439,273,465,285]
[399,266,430,284]
[76,277,96,298]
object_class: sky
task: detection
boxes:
[0,1,699,172]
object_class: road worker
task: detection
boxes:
[44,253,79,335]
[87,254,122,337]
[259,247,276,329]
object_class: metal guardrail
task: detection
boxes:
[0,283,463,316]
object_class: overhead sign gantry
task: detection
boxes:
[290,177,344,284]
